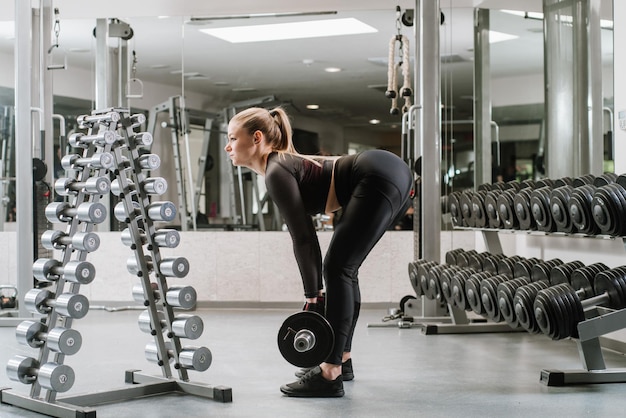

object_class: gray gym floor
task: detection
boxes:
[1,307,626,418]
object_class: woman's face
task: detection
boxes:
[225,121,256,167]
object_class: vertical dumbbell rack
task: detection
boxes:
[1,108,231,418]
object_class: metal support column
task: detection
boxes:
[14,0,34,321]
[474,9,492,186]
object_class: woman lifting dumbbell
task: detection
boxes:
[225,107,412,397]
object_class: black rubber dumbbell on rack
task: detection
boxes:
[590,176,626,237]
[529,258,564,282]
[497,276,532,328]
[549,185,576,233]
[484,189,503,229]
[549,260,586,285]
[15,320,82,355]
[408,260,438,297]
[137,310,204,340]
[481,253,507,274]
[568,184,598,235]
[533,266,626,340]
[448,191,465,227]
[496,255,524,277]
[496,188,518,229]
[145,342,212,371]
[530,187,556,232]
[6,355,75,392]
[23,288,90,319]
[464,271,495,316]
[444,248,466,265]
[480,273,515,322]
[439,267,475,306]
[428,264,464,301]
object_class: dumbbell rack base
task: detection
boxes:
[1,370,232,418]
[540,307,626,386]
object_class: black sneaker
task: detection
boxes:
[295,359,354,381]
[281,367,344,398]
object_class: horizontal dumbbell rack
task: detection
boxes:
[457,228,626,387]
[1,108,231,418]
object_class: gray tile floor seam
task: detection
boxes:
[1,308,626,417]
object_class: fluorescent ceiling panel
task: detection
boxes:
[200,18,377,43]
[489,30,518,44]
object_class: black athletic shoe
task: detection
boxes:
[295,359,354,381]
[281,366,344,398]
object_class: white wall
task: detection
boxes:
[614,1,626,174]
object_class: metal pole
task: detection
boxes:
[15,0,33,318]
[420,0,440,264]
[474,8,492,186]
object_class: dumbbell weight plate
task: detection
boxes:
[55,293,90,319]
[179,346,212,371]
[408,262,422,297]
[15,320,47,348]
[159,257,189,278]
[147,201,177,222]
[277,311,334,368]
[38,362,75,393]
[166,286,197,309]
[594,270,626,309]
[47,327,83,355]
[172,315,204,340]
[6,355,39,384]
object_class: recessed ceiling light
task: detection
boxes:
[232,87,257,92]
[200,18,377,43]
[306,104,320,110]
[325,67,342,73]
[68,48,91,53]
[369,119,381,125]
[151,64,170,69]
[188,75,209,81]
[214,81,230,86]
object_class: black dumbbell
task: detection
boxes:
[496,189,518,229]
[41,230,100,252]
[15,320,82,355]
[422,264,457,300]
[513,281,551,334]
[24,289,89,319]
[549,260,586,285]
[408,260,437,297]
[568,263,610,295]
[68,130,117,148]
[593,172,618,186]
[455,250,478,268]
[484,190,503,229]
[568,184,598,235]
[590,183,626,236]
[550,185,575,233]
[54,176,111,197]
[481,253,507,274]
[6,355,75,392]
[459,191,475,228]
[512,257,542,279]
[480,273,514,322]
[573,174,596,187]
[534,267,626,340]
[61,152,115,171]
[513,188,535,230]
[278,311,334,368]
[145,342,212,371]
[45,202,107,224]
[32,258,96,284]
[138,310,204,340]
[444,248,465,265]
[465,272,494,315]
[440,267,474,306]
[496,255,524,277]
[450,270,482,311]
[530,186,555,232]
[121,228,180,249]
[497,276,532,327]
[430,265,464,302]
[471,191,489,228]
[448,191,464,227]
[529,258,564,282]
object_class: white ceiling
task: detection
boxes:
[0,0,614,133]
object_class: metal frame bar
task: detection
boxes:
[1,371,231,417]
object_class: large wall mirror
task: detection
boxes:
[0,1,616,232]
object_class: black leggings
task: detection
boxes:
[323,150,412,364]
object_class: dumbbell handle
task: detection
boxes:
[293,329,316,353]
[77,111,120,125]
[55,176,111,196]
[580,291,609,310]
